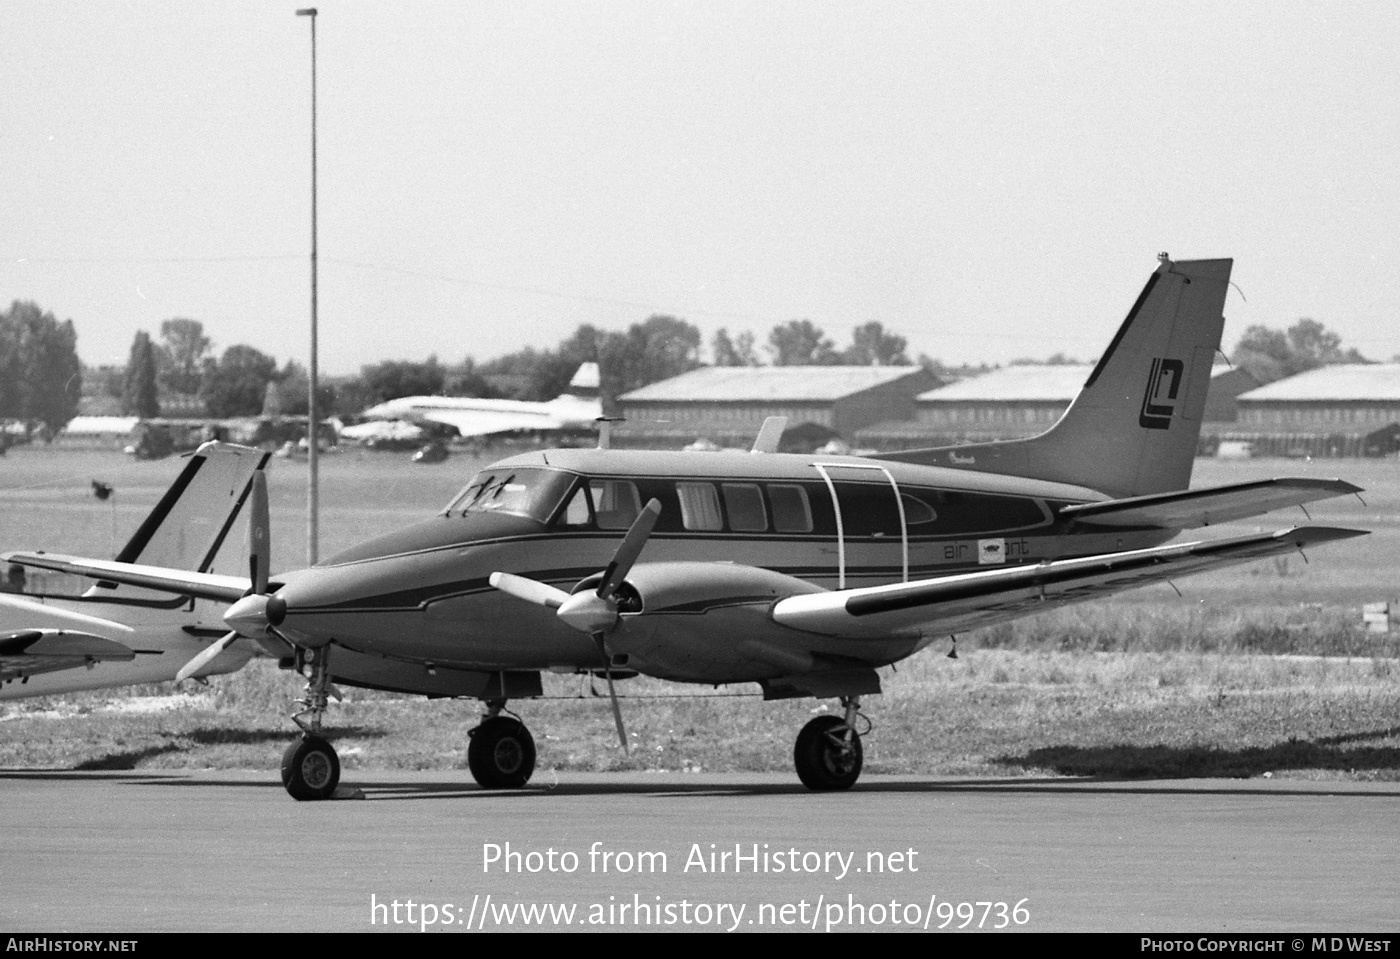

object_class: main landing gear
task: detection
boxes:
[467,700,537,789]
[793,696,865,791]
[282,646,343,801]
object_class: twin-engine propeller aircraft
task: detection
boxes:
[5,256,1367,799]
[1,443,268,699]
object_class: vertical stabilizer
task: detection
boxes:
[880,256,1232,497]
[93,442,269,600]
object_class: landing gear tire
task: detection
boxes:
[794,715,863,791]
[468,717,536,789]
[281,734,341,801]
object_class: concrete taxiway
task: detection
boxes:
[1,770,1395,932]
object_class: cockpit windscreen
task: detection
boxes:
[443,468,575,522]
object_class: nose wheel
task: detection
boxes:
[282,734,341,801]
[794,698,865,791]
[281,646,343,801]
[468,707,537,789]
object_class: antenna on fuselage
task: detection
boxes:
[751,416,788,454]
[595,416,625,450]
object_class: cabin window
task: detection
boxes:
[676,482,723,531]
[903,488,1046,534]
[722,483,767,532]
[768,484,813,533]
[899,492,938,526]
[834,482,902,537]
[444,467,574,523]
[590,479,641,529]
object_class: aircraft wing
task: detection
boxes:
[1057,478,1362,530]
[1,552,251,604]
[770,526,1366,639]
[0,629,137,683]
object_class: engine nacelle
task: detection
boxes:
[603,562,826,683]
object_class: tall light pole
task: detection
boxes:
[296,7,320,565]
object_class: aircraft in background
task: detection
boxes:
[346,362,603,442]
[7,256,1366,799]
[1,443,267,699]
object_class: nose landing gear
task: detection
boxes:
[282,646,344,801]
[282,734,340,801]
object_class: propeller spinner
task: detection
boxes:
[490,498,661,752]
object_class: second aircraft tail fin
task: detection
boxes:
[91,441,270,601]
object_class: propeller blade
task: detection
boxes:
[0,594,134,634]
[176,631,239,683]
[597,499,661,600]
[592,632,628,753]
[489,572,570,609]
[246,470,270,596]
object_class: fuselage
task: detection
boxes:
[266,448,1177,688]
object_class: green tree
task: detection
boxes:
[1232,318,1368,383]
[843,321,910,366]
[712,328,761,366]
[446,357,503,399]
[478,317,701,412]
[0,311,20,420]
[121,331,161,418]
[157,318,212,395]
[767,320,839,366]
[541,325,608,399]
[274,359,337,417]
[359,357,446,405]
[605,315,702,394]
[200,345,279,417]
[0,301,84,434]
[479,345,561,400]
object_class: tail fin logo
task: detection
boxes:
[1139,357,1184,430]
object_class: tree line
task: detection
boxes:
[1,295,1382,436]
[0,301,82,436]
[99,315,919,420]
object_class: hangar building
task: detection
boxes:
[1228,363,1400,456]
[616,365,937,448]
[858,362,1257,449]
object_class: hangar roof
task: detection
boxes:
[620,365,926,403]
[918,360,1246,402]
[917,365,1095,402]
[1237,364,1400,402]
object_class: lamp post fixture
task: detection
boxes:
[296,7,319,565]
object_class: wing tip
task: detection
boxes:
[1282,525,1370,544]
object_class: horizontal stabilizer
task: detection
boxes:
[1,552,253,604]
[1058,478,1363,529]
[771,526,1367,639]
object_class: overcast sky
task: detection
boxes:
[4,0,1397,376]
